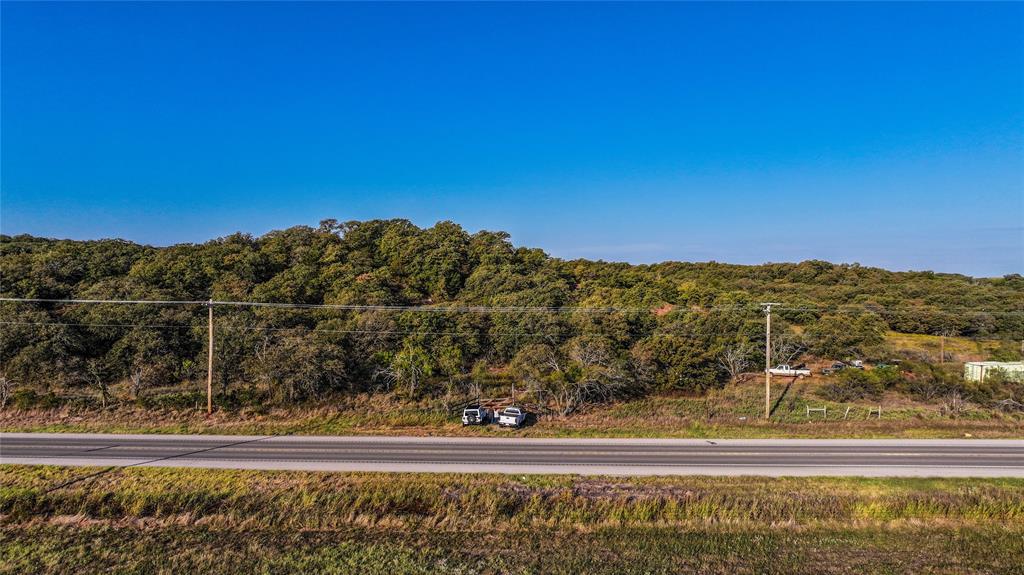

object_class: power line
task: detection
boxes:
[2,294,1024,313]
[1,297,209,306]
[0,297,745,314]
[771,305,1024,314]
[0,320,758,341]
[1,297,1021,315]
[0,320,196,330]
[3,317,1011,347]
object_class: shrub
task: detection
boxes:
[964,368,1024,404]
[871,365,903,388]
[138,390,205,410]
[9,389,61,409]
[895,361,961,402]
[819,369,884,402]
[990,341,1023,362]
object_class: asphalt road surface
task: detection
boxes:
[3,433,1024,476]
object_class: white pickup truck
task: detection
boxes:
[768,364,811,377]
[496,407,527,428]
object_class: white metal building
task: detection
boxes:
[963,361,1024,382]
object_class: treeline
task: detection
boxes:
[1,219,1021,410]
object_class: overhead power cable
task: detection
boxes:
[0,320,762,341]
[0,297,741,313]
[0,297,1021,315]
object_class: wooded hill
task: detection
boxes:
[1,219,1021,410]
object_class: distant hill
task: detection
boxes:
[1,219,1021,404]
[3,219,1020,328]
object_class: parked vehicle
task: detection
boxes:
[497,407,527,428]
[849,360,864,369]
[821,362,847,375]
[461,406,492,426]
[768,364,811,377]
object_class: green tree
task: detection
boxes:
[377,343,433,397]
[805,313,887,359]
[245,329,348,404]
[630,336,721,393]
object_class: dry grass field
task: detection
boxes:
[4,378,1021,439]
[2,465,1023,574]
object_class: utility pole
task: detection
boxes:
[762,303,781,419]
[206,299,214,415]
[939,328,957,364]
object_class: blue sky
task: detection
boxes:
[2,2,1021,277]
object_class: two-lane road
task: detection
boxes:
[3,433,1024,476]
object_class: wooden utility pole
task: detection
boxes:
[939,333,945,364]
[762,303,781,419]
[206,299,214,415]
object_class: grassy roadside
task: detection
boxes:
[4,331,1021,439]
[4,389,1022,438]
[5,409,1021,438]
[2,466,1023,574]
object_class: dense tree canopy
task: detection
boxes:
[1,220,1021,407]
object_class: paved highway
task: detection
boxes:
[3,433,1024,476]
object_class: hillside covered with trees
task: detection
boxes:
[1,219,1022,411]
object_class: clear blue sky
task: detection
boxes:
[2,2,1022,277]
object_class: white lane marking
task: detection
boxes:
[5,457,1024,477]
[4,456,1024,470]
[8,433,1024,448]
[16,446,1021,457]
[10,457,1019,473]
[14,452,1018,466]
[8,445,1024,459]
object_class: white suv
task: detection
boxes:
[461,407,492,426]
